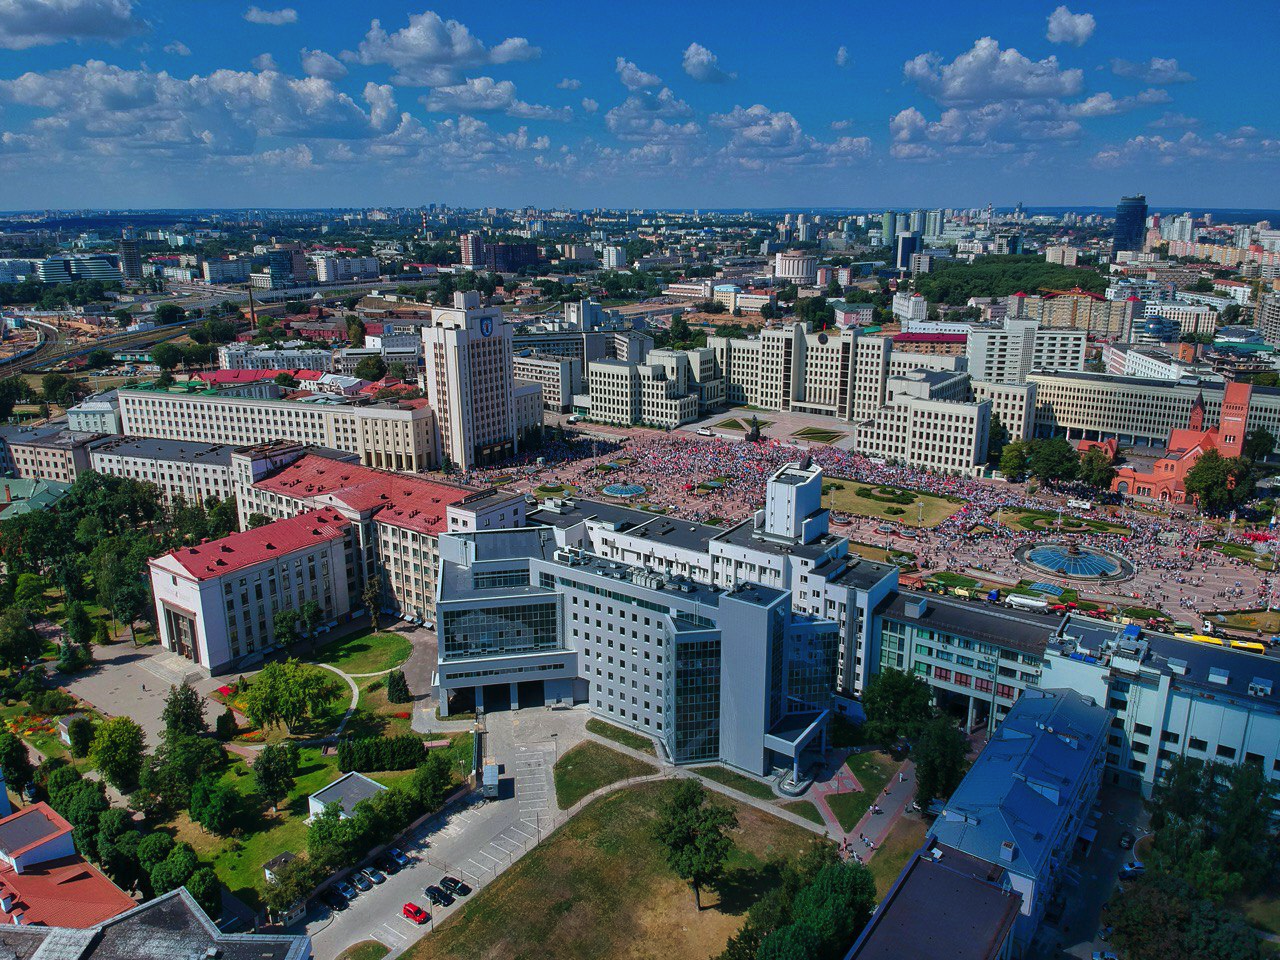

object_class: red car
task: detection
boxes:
[402,902,430,925]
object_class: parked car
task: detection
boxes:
[376,855,400,875]
[362,866,387,885]
[424,885,455,907]
[441,875,472,896]
[402,902,430,925]
[1118,859,1145,880]
[335,879,358,900]
[1097,926,1113,942]
[351,872,373,892]
[1118,831,1135,850]
[321,890,347,911]
[387,847,411,868]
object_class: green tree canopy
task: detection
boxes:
[1028,437,1080,484]
[860,668,934,747]
[241,660,341,733]
[654,780,738,909]
[90,716,146,793]
[913,716,968,807]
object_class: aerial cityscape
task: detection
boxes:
[1,2,1279,960]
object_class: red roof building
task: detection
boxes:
[161,508,350,581]
[0,803,135,928]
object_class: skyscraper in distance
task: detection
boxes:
[1112,195,1148,257]
[119,230,142,282]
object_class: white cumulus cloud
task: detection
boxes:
[904,37,1083,105]
[346,12,539,86]
[682,43,734,83]
[835,45,849,68]
[300,47,347,80]
[556,77,581,90]
[1110,57,1195,84]
[421,76,569,121]
[1045,6,1095,46]
[164,40,190,56]
[244,6,296,26]
[615,57,661,91]
[0,0,143,50]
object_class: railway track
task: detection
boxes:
[0,315,207,374]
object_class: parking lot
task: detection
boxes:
[306,708,585,960]
[1030,784,1147,959]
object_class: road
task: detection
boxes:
[305,708,586,960]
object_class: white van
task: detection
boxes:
[1066,498,1093,511]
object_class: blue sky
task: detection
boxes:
[0,0,1276,210]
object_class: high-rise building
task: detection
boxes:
[460,232,483,267]
[895,232,922,271]
[881,210,896,252]
[422,290,536,470]
[602,245,626,270]
[1111,195,1148,257]
[118,232,142,282]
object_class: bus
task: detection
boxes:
[1174,633,1225,647]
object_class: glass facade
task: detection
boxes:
[439,600,560,660]
[786,625,840,709]
[673,636,721,763]
[472,569,530,590]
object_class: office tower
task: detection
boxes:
[460,232,483,267]
[881,211,896,252]
[119,231,142,282]
[422,290,525,470]
[895,233,922,271]
[1112,195,1148,257]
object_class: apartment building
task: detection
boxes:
[1026,370,1280,452]
[117,382,439,471]
[434,526,839,779]
[150,508,355,673]
[512,352,582,412]
[218,342,333,371]
[1009,289,1136,340]
[88,436,237,504]
[1,428,101,484]
[66,390,122,434]
[965,319,1086,384]
[586,355,700,428]
[930,688,1107,954]
[1148,301,1218,338]
[892,291,928,322]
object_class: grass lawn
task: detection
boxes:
[1219,609,1280,635]
[343,675,414,740]
[716,417,770,431]
[824,480,961,528]
[781,800,826,827]
[215,667,351,745]
[586,717,657,755]
[847,541,917,567]
[997,507,1129,536]
[403,782,826,960]
[336,943,389,960]
[312,628,412,675]
[792,427,846,443]
[1236,892,1280,937]
[868,817,927,900]
[1211,541,1276,571]
[554,741,655,809]
[826,752,897,833]
[929,571,982,589]
[693,766,777,802]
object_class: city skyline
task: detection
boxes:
[0,0,1277,210]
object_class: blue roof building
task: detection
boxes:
[929,687,1108,952]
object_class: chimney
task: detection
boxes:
[0,893,12,912]
[11,909,23,925]
[999,841,1017,863]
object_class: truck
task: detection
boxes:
[1006,594,1049,612]
[482,759,500,799]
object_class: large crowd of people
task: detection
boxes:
[463,432,1276,625]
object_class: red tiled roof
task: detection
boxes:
[158,508,350,580]
[253,455,475,535]
[0,855,135,928]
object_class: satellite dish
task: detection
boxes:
[817,332,829,344]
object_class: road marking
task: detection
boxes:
[478,850,501,866]
[509,825,535,842]
[382,924,408,942]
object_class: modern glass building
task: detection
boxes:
[1111,194,1148,256]
[433,527,840,778]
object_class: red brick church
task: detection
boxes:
[1107,382,1251,504]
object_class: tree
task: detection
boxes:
[0,608,43,671]
[247,513,272,529]
[67,716,96,758]
[1028,437,1080,484]
[786,862,877,959]
[410,751,452,809]
[241,660,340,733]
[1078,446,1117,491]
[363,581,381,631]
[272,608,300,643]
[1184,449,1254,514]
[386,669,410,704]
[151,343,185,371]
[150,842,199,895]
[913,716,967,807]
[145,731,226,811]
[154,302,185,325]
[40,372,84,407]
[161,680,207,740]
[215,706,237,742]
[354,356,387,381]
[669,313,692,343]
[756,923,823,960]
[64,600,94,648]
[136,832,175,874]
[1110,874,1260,960]
[13,572,50,614]
[184,867,222,918]
[298,600,323,636]
[346,316,367,347]
[189,776,238,834]
[90,716,146,793]
[0,732,34,791]
[654,780,738,909]
[387,361,408,381]
[1243,426,1276,463]
[262,855,319,920]
[860,668,934,747]
[274,373,299,388]
[253,742,300,811]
